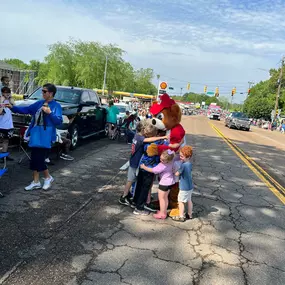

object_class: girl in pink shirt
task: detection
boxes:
[141,150,175,219]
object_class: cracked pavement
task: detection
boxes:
[1,116,285,285]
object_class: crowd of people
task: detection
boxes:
[1,79,193,222]
[252,118,285,133]
[119,120,193,222]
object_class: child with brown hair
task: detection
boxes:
[172,145,193,222]
[132,124,166,215]
[141,149,175,219]
[119,122,167,206]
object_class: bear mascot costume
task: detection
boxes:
[147,93,186,217]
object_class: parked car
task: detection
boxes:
[225,112,251,131]
[114,103,132,122]
[12,86,107,149]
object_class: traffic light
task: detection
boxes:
[232,87,236,96]
[204,85,207,93]
[215,87,219,97]
[187,83,190,90]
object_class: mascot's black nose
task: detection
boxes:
[152,119,156,125]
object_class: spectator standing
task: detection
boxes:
[172,146,194,222]
[10,83,62,191]
[0,76,10,90]
[0,87,15,161]
[106,101,119,139]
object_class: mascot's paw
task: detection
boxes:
[169,208,180,217]
[147,143,159,156]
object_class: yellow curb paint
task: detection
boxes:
[210,122,285,205]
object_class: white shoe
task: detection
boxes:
[25,181,42,191]
[42,176,54,190]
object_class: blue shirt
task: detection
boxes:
[12,100,62,148]
[178,161,193,191]
[140,139,165,170]
[106,105,119,124]
[129,134,145,168]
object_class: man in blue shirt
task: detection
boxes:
[10,83,62,191]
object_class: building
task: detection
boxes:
[0,61,36,94]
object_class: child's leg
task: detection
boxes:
[158,190,169,215]
[146,179,154,204]
[187,190,193,218]
[123,181,133,197]
[123,167,136,197]
[134,171,154,210]
[187,200,193,218]
[178,202,185,217]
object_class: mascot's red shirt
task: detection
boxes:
[157,124,185,155]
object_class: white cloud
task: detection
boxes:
[1,0,283,102]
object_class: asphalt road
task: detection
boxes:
[0,116,285,285]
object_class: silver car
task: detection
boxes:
[225,112,251,131]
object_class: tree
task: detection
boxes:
[2,39,157,95]
[243,65,285,119]
[205,96,219,106]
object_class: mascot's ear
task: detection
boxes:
[170,104,182,122]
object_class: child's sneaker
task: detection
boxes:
[118,195,131,206]
[133,209,150,216]
[172,216,185,222]
[144,203,157,212]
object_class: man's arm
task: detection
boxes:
[11,101,39,115]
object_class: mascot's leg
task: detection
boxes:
[168,182,180,217]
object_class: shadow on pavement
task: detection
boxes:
[1,132,285,285]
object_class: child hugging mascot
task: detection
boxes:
[147,93,186,217]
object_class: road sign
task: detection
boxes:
[159,90,166,94]
[207,91,215,95]
[160,82,168,90]
[169,87,174,90]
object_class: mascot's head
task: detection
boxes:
[150,93,182,130]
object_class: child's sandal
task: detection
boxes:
[172,216,185,222]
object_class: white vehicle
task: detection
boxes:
[114,103,132,122]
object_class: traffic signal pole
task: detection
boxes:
[274,56,284,120]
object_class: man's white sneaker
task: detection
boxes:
[42,176,54,191]
[25,181,42,191]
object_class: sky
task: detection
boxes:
[2,0,285,103]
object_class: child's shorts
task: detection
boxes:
[158,184,173,192]
[127,167,137,182]
[178,189,193,203]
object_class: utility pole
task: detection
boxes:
[243,81,254,112]
[180,87,183,97]
[102,55,108,97]
[274,56,284,120]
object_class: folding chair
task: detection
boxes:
[0,152,9,198]
[17,127,31,164]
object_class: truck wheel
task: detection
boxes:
[69,124,79,150]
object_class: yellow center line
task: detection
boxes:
[209,122,285,205]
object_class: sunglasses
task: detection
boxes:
[42,89,49,94]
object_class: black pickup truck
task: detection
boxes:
[12,86,107,148]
